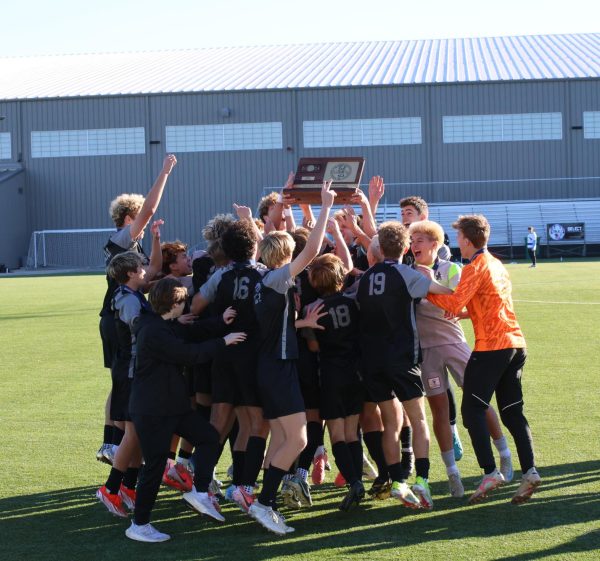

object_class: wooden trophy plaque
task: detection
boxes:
[283,157,365,204]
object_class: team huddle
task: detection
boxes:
[96,155,541,543]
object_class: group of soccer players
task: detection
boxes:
[95,155,541,542]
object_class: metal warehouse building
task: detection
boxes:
[0,32,599,269]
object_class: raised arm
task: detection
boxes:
[233,204,264,242]
[327,218,352,272]
[145,219,164,282]
[341,206,372,252]
[130,154,177,240]
[368,175,385,216]
[350,189,377,238]
[289,181,336,278]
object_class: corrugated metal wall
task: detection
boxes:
[3,78,599,257]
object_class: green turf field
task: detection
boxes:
[1,260,599,561]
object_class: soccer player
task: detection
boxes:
[248,181,335,535]
[356,221,452,510]
[409,220,512,498]
[526,227,538,268]
[428,215,541,505]
[126,277,245,542]
[308,253,366,511]
[161,240,193,293]
[97,155,177,462]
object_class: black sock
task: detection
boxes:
[363,431,388,482]
[258,465,287,506]
[400,426,412,450]
[228,420,239,456]
[232,450,246,486]
[415,457,430,480]
[348,440,364,482]
[297,421,321,471]
[400,426,413,479]
[241,436,266,487]
[111,427,124,446]
[177,448,193,460]
[317,424,325,447]
[387,462,404,483]
[105,467,125,494]
[168,450,176,461]
[123,467,140,490]
[196,404,211,422]
[331,441,358,485]
[103,424,112,444]
[447,387,457,425]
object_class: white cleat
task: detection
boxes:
[248,501,294,535]
[125,522,170,543]
[448,472,465,498]
[500,454,514,483]
[183,486,225,522]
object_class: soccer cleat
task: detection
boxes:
[468,469,505,505]
[362,454,378,481]
[248,501,294,535]
[96,443,112,465]
[500,454,514,483]
[232,486,255,513]
[208,491,222,512]
[368,478,391,500]
[511,468,541,505]
[96,485,128,518]
[101,445,116,466]
[391,481,421,509]
[226,464,234,480]
[334,472,347,488]
[119,484,136,510]
[209,478,224,499]
[448,472,465,498]
[286,476,313,507]
[412,476,434,510]
[339,480,365,511]
[162,462,193,493]
[452,430,464,462]
[273,510,295,533]
[311,452,327,485]
[224,484,237,502]
[183,486,226,522]
[125,522,170,543]
[281,481,302,509]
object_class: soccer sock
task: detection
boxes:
[228,420,239,456]
[441,449,458,475]
[387,462,405,483]
[297,421,322,471]
[177,448,193,469]
[400,426,413,479]
[400,426,413,451]
[447,387,457,425]
[331,441,359,485]
[241,436,266,488]
[348,440,364,482]
[493,436,511,458]
[103,424,112,445]
[295,467,309,482]
[168,451,176,461]
[415,457,430,480]
[123,467,140,490]
[258,465,287,507]
[232,450,246,486]
[111,426,125,446]
[105,467,125,494]
[363,430,389,482]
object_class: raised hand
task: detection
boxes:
[162,154,177,175]
[283,171,295,190]
[233,203,253,221]
[350,189,369,206]
[150,219,164,239]
[224,332,247,346]
[368,175,385,201]
[303,303,327,330]
[222,306,237,325]
[321,179,336,209]
[326,217,341,236]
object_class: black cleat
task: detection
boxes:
[339,481,365,511]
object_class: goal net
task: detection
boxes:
[26,229,115,269]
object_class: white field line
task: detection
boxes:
[513,299,600,305]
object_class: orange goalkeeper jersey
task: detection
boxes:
[427,250,525,351]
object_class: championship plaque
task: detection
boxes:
[284,157,365,204]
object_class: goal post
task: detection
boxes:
[26,229,115,269]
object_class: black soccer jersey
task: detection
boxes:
[312,291,360,369]
[356,260,431,365]
[200,261,266,339]
[192,251,216,294]
[295,269,319,311]
[254,264,298,360]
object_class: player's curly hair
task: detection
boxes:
[452,215,490,249]
[161,240,188,275]
[202,213,236,267]
[257,192,280,222]
[378,221,409,260]
[259,231,295,269]
[309,253,346,297]
[109,194,145,228]
[221,220,257,262]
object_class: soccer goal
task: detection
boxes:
[26,229,115,269]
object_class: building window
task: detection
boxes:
[303,117,422,148]
[443,113,562,143]
[0,132,10,159]
[31,127,145,158]
[583,112,600,139]
[165,122,283,152]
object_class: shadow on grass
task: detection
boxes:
[1,460,599,561]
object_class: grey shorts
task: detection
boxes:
[420,342,471,397]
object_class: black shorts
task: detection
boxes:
[110,366,132,422]
[257,356,305,420]
[211,346,259,407]
[361,359,424,403]
[99,315,118,369]
[193,362,213,395]
[319,365,364,420]
[183,366,195,398]
[297,344,320,410]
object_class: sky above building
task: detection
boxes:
[0,0,595,57]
